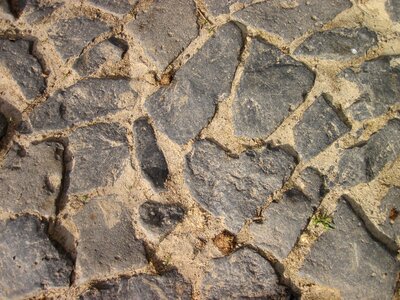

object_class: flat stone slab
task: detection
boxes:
[88,0,136,15]
[20,0,63,23]
[233,38,315,138]
[297,167,327,201]
[201,248,292,298]
[300,198,399,299]
[146,22,243,145]
[185,140,297,233]
[0,215,73,299]
[204,0,252,15]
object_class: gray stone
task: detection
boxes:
[146,22,243,145]
[68,123,130,194]
[379,187,400,244]
[294,27,377,59]
[233,38,315,138]
[234,0,352,41]
[30,78,137,131]
[386,0,400,23]
[185,140,297,233]
[127,0,198,70]
[342,56,400,121]
[88,0,136,15]
[21,0,63,23]
[49,17,110,60]
[73,195,147,282]
[201,248,292,299]
[0,142,64,215]
[300,199,399,300]
[298,167,327,201]
[294,95,350,160]
[0,38,46,100]
[0,215,73,299]
[133,118,168,188]
[250,189,320,260]
[337,146,368,187]
[204,0,252,15]
[139,201,185,236]
[0,112,7,139]
[80,270,192,299]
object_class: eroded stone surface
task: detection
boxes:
[234,0,352,41]
[0,215,73,299]
[386,0,400,23]
[379,187,400,244]
[185,140,296,233]
[201,248,291,299]
[88,0,136,15]
[233,38,315,138]
[146,22,243,145]
[133,118,168,188]
[204,0,252,15]
[295,27,377,59]
[0,38,46,100]
[294,95,350,160]
[300,199,399,299]
[73,195,147,282]
[127,0,198,70]
[20,0,63,23]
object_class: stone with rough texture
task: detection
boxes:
[80,270,192,299]
[295,27,377,59]
[30,78,137,131]
[185,140,296,233]
[88,0,136,15]
[379,187,400,244]
[204,0,252,15]
[234,0,352,41]
[0,142,64,215]
[300,199,399,300]
[342,56,400,121]
[234,38,315,138]
[0,38,45,100]
[73,195,147,282]
[0,215,73,299]
[146,23,243,145]
[0,112,7,139]
[68,123,130,194]
[386,0,400,23]
[294,95,350,160]
[49,17,110,60]
[298,167,327,201]
[127,0,198,70]
[201,248,291,299]
[133,118,169,188]
[21,0,63,23]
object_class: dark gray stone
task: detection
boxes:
[204,0,252,15]
[233,38,315,138]
[386,0,400,22]
[0,142,64,215]
[0,38,46,100]
[201,248,292,299]
[0,215,73,299]
[342,56,400,121]
[379,187,400,244]
[73,195,147,282]
[337,146,368,187]
[49,17,110,60]
[139,201,185,236]
[133,118,168,188]
[234,0,352,41]
[127,0,198,70]
[298,167,327,201]
[294,95,350,160]
[21,0,63,23]
[185,140,297,233]
[88,0,136,15]
[300,199,399,299]
[68,123,130,194]
[146,22,243,145]
[30,78,137,131]
[80,270,192,299]
[294,27,377,59]
[0,112,7,139]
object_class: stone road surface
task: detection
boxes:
[0,0,399,299]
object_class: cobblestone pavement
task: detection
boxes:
[0,0,399,299]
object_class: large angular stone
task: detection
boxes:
[234,0,352,41]
[30,78,137,131]
[379,187,400,245]
[146,22,243,145]
[386,0,400,23]
[68,123,130,194]
[73,195,147,282]
[297,167,327,201]
[133,118,168,188]
[342,56,400,121]
[295,27,377,59]
[204,0,252,15]
[127,0,198,70]
[80,270,192,299]
[49,17,110,60]
[88,0,136,15]
[0,215,73,299]
[201,248,291,299]
[0,38,46,100]
[300,199,399,299]
[233,38,315,138]
[294,95,350,160]
[0,112,7,140]
[0,142,64,215]
[185,140,297,233]
[20,0,63,23]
